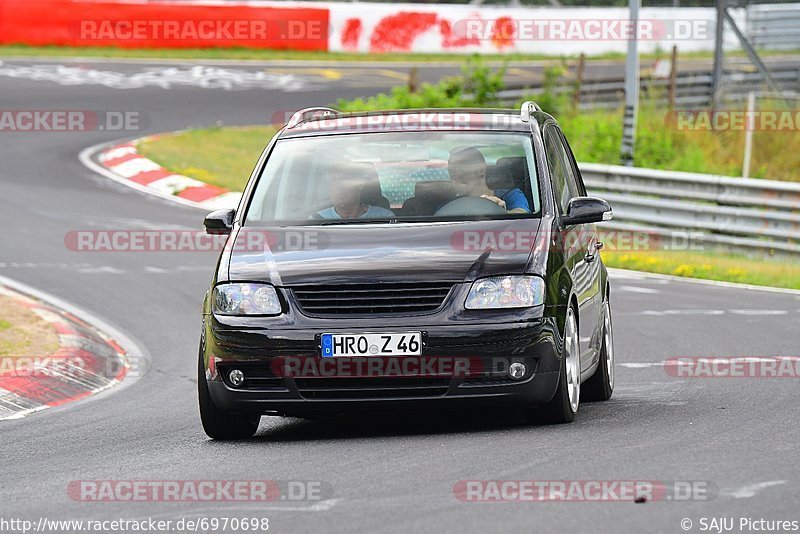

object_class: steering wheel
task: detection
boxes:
[434,196,507,217]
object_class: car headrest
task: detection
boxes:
[495,157,529,189]
[485,164,515,190]
[345,162,390,209]
[414,180,458,201]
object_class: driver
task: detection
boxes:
[315,162,395,220]
[448,147,530,214]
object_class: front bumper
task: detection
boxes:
[203,317,562,417]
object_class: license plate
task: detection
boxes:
[320,332,422,358]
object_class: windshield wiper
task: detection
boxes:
[310,218,398,226]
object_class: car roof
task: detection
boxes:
[278,108,555,138]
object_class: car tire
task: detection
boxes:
[198,349,260,440]
[581,298,614,402]
[526,305,580,424]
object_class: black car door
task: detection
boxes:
[543,125,601,370]
[558,127,603,364]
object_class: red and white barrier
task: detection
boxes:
[97,139,241,209]
[329,3,735,55]
[0,0,737,55]
[0,284,130,420]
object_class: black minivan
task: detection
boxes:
[199,102,615,439]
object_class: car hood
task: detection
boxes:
[227,219,543,286]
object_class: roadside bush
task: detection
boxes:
[337,55,505,111]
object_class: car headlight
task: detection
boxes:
[465,276,545,309]
[213,283,282,315]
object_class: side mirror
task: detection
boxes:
[562,197,612,226]
[203,208,235,234]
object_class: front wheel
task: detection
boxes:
[526,305,580,424]
[582,299,614,402]
[198,350,260,440]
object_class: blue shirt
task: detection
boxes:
[496,188,531,212]
[317,205,395,219]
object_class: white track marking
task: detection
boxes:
[76,266,126,274]
[99,145,136,161]
[146,175,206,195]
[0,63,310,91]
[641,309,726,316]
[202,191,243,210]
[636,309,792,316]
[618,285,661,294]
[729,309,788,315]
[109,157,162,178]
[721,481,787,499]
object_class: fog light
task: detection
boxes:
[508,362,526,380]
[228,369,245,387]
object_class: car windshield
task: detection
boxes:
[244,131,541,225]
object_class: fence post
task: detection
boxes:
[573,53,585,109]
[742,91,756,178]
[621,0,640,166]
[408,67,419,93]
[669,45,678,110]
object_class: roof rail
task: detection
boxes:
[519,101,541,123]
[286,107,340,129]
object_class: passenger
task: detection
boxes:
[448,147,530,214]
[315,162,395,219]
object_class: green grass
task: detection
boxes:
[602,250,800,290]
[0,44,579,62]
[558,103,800,182]
[0,296,59,357]
[2,44,797,63]
[137,126,276,191]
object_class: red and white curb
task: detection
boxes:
[0,277,143,421]
[81,136,242,211]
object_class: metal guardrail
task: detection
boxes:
[747,3,800,51]
[499,67,800,109]
[579,162,800,255]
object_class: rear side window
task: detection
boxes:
[543,126,580,214]
[557,130,587,196]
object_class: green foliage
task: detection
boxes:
[337,55,505,111]
[528,64,570,117]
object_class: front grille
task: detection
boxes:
[295,376,450,399]
[290,282,455,315]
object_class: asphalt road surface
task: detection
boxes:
[1,58,799,534]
